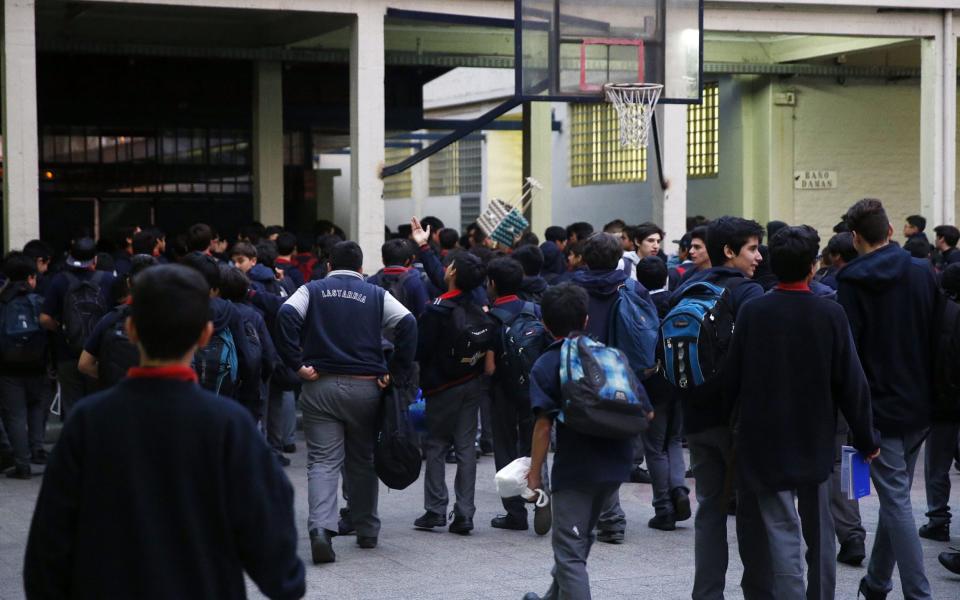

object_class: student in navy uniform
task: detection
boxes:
[570,232,656,543]
[540,226,568,284]
[24,264,305,600]
[837,199,936,600]
[816,232,857,290]
[232,242,284,297]
[671,216,769,600]
[411,218,487,306]
[367,239,429,319]
[39,238,115,418]
[904,214,930,246]
[0,253,51,480]
[522,283,653,600]
[934,225,960,268]
[22,240,53,296]
[275,232,305,289]
[635,256,691,531]
[414,252,493,536]
[275,241,416,563]
[512,245,549,303]
[726,225,880,600]
[667,233,695,289]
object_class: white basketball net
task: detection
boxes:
[604,83,664,149]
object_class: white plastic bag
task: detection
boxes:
[494,457,549,507]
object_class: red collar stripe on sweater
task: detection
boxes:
[127,366,198,382]
[494,295,520,306]
[775,282,811,292]
[439,290,462,300]
[383,267,409,275]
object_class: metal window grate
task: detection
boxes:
[570,103,646,187]
[429,138,482,196]
[383,146,414,199]
[687,82,719,178]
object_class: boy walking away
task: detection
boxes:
[275,232,305,289]
[837,199,936,600]
[540,226,568,283]
[415,252,494,536]
[635,256,690,531]
[523,283,653,600]
[486,257,552,532]
[0,253,51,480]
[512,245,549,303]
[726,226,880,600]
[39,238,114,418]
[24,264,305,600]
[367,239,429,319]
[665,216,768,600]
[275,241,416,563]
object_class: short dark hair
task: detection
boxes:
[231,242,257,259]
[420,216,444,234]
[826,233,858,263]
[603,219,626,233]
[690,225,708,243]
[265,225,283,238]
[566,222,594,242]
[438,228,459,250]
[516,231,540,248]
[635,256,667,291]
[942,264,960,299]
[330,241,363,272]
[129,255,158,284]
[218,265,250,302]
[935,225,960,248]
[907,215,927,232]
[452,252,486,292]
[382,238,413,267]
[276,232,297,256]
[904,237,931,259]
[545,226,567,243]
[633,222,665,244]
[240,223,265,245]
[511,244,544,276]
[541,283,588,338]
[22,240,52,262]
[131,265,210,361]
[187,223,213,252]
[686,215,709,232]
[132,231,157,255]
[2,252,37,281]
[770,225,820,283]
[254,241,278,269]
[767,220,788,241]
[581,233,623,270]
[706,217,764,267]
[180,251,221,289]
[844,199,890,246]
[487,257,524,296]
[295,233,314,254]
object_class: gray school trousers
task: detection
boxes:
[924,421,959,528]
[538,483,619,600]
[300,375,382,537]
[755,480,835,600]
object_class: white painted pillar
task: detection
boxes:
[350,8,386,274]
[944,11,957,225]
[252,60,285,226]
[651,105,687,248]
[410,144,429,220]
[920,13,956,227]
[527,103,553,238]
[1,0,40,251]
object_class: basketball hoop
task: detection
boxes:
[604,83,663,149]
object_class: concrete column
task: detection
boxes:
[523,102,553,237]
[920,13,956,227]
[252,60,285,227]
[410,148,429,220]
[351,8,386,274]
[651,105,687,246]
[1,0,40,251]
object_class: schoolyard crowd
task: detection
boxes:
[2,200,958,599]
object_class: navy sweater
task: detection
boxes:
[670,266,765,435]
[837,244,937,434]
[275,270,416,377]
[570,268,652,345]
[367,266,430,319]
[24,373,305,600]
[209,297,260,413]
[726,288,880,492]
[416,290,492,393]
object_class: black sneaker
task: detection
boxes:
[31,449,48,465]
[309,528,336,564]
[445,449,457,464]
[522,594,542,600]
[5,466,31,480]
[919,522,950,542]
[414,511,447,529]
[357,536,378,549]
[596,530,624,544]
[857,578,887,600]
[338,507,356,536]
[479,440,494,455]
[533,497,552,536]
[648,514,676,531]
[629,465,651,484]
[282,444,297,454]
[939,550,960,575]
[671,488,692,522]
[449,514,473,535]
[275,453,291,467]
[837,539,866,566]
[0,452,14,472]
[491,515,528,531]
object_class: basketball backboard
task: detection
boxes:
[517,0,703,103]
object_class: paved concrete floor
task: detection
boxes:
[2,438,960,599]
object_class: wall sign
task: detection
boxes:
[794,170,837,190]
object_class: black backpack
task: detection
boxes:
[97,306,140,388]
[378,270,416,310]
[0,288,46,365]
[241,317,263,385]
[933,291,960,421]
[437,299,495,380]
[490,302,552,394]
[192,328,239,396]
[62,271,109,356]
[374,384,422,490]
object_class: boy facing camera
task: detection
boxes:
[24,265,305,600]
